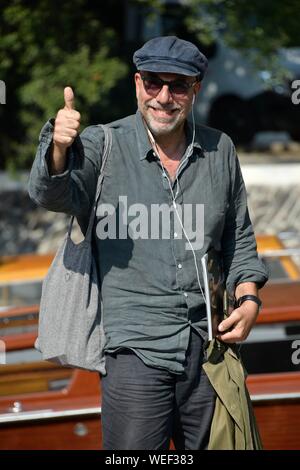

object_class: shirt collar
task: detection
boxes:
[135,110,153,160]
[135,110,203,161]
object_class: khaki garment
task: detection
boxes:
[203,339,263,450]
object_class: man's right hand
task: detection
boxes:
[50,87,81,174]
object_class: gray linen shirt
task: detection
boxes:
[28,110,268,374]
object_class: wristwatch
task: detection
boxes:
[236,295,262,309]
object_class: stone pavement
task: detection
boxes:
[238,149,300,254]
[239,149,300,268]
[246,185,300,235]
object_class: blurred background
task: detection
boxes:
[0,0,300,450]
[0,0,300,255]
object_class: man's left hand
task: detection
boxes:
[216,300,259,343]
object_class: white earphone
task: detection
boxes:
[192,94,195,105]
[145,116,206,306]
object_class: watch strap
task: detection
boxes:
[236,294,262,308]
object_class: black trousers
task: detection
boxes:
[101,329,216,450]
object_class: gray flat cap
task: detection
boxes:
[133,36,208,80]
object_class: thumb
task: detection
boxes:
[64,86,75,110]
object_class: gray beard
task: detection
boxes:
[144,113,183,138]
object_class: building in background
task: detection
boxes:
[123,0,300,145]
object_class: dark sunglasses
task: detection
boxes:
[140,74,198,98]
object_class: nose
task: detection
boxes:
[156,84,173,104]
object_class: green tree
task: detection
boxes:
[185,0,300,72]
[137,0,300,76]
[1,0,300,170]
[0,0,128,170]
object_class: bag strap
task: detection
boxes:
[67,124,113,241]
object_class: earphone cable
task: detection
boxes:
[146,104,207,304]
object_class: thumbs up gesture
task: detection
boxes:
[50,87,81,174]
[53,86,81,151]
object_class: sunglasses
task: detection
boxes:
[140,74,198,98]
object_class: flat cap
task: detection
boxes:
[133,36,208,80]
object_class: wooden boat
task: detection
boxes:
[244,234,300,449]
[0,304,102,450]
[0,254,101,450]
[0,234,299,449]
[0,253,53,310]
[245,281,300,449]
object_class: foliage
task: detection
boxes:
[138,0,300,48]
[137,0,300,81]
[0,0,128,170]
[1,0,300,170]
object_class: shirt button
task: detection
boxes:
[183,292,188,298]
[174,232,178,238]
[178,263,182,269]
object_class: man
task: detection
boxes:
[29,36,268,450]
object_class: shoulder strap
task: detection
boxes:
[68,124,113,241]
[84,124,112,241]
[94,124,113,204]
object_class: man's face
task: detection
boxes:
[135,71,201,138]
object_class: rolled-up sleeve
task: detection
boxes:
[221,140,268,295]
[28,119,104,232]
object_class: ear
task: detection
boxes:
[134,72,141,99]
[134,72,140,85]
[194,81,201,94]
[192,81,201,105]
